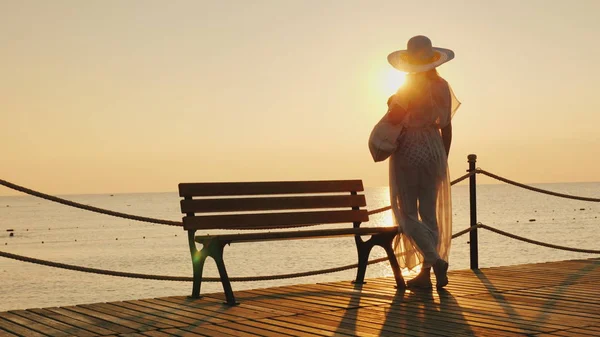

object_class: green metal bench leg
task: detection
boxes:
[212,242,237,305]
[353,237,374,284]
[375,231,405,288]
[188,230,206,298]
[383,238,405,289]
[354,231,405,288]
[192,249,208,298]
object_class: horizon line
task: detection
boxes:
[1,179,600,198]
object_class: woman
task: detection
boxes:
[386,36,460,289]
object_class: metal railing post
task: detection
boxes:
[468,154,479,270]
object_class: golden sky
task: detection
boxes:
[2,0,600,196]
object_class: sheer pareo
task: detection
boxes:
[390,155,452,270]
[388,73,459,271]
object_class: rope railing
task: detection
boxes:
[367,170,476,216]
[477,223,600,254]
[0,224,476,282]
[1,223,597,282]
[0,179,182,226]
[449,170,476,186]
[2,164,599,282]
[2,169,597,226]
[0,172,475,225]
[477,169,600,202]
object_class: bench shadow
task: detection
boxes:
[173,259,600,336]
[330,282,371,336]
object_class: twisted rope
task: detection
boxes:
[450,170,477,186]
[0,226,474,282]
[478,223,600,254]
[477,169,600,202]
[2,168,597,282]
[8,221,597,283]
[0,179,182,226]
[366,171,475,216]
[2,171,473,224]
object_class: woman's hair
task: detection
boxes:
[407,69,439,81]
[397,69,441,109]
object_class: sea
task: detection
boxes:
[1,182,599,312]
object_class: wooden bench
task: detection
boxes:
[178,179,404,305]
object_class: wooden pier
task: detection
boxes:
[1,258,599,336]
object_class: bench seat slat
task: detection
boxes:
[182,210,369,230]
[180,195,367,213]
[194,226,398,243]
[178,180,364,197]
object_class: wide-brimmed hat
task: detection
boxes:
[387,35,454,73]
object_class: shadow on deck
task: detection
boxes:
[0,258,599,336]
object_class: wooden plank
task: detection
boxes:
[81,303,177,329]
[319,305,528,337]
[183,210,369,230]
[542,328,600,336]
[256,317,349,336]
[139,330,177,337]
[291,283,393,307]
[0,312,71,337]
[157,297,285,321]
[0,317,46,337]
[454,293,600,321]
[227,318,317,337]
[47,307,137,334]
[508,289,600,306]
[9,309,98,337]
[273,315,380,337]
[108,301,199,326]
[0,328,19,337]
[139,296,281,323]
[28,308,118,336]
[204,321,294,337]
[227,289,335,313]
[281,312,408,337]
[370,303,543,335]
[178,180,364,197]
[397,296,570,332]
[67,304,161,332]
[194,226,397,243]
[246,287,356,309]
[159,327,217,336]
[310,307,471,337]
[224,296,317,314]
[137,298,232,324]
[1,258,599,337]
[182,323,259,337]
[583,325,600,332]
[180,195,366,213]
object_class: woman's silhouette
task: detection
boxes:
[385,35,460,289]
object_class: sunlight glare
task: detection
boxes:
[384,70,406,97]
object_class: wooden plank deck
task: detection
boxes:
[1,258,599,337]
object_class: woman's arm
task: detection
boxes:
[387,94,408,125]
[438,80,452,157]
[441,122,452,157]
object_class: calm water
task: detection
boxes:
[1,183,599,311]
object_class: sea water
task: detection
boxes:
[1,183,599,311]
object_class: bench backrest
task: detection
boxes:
[178,180,369,231]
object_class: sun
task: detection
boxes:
[384,70,406,96]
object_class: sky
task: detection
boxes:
[2,0,600,196]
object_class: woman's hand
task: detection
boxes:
[441,121,452,157]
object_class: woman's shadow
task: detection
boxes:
[377,288,477,336]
